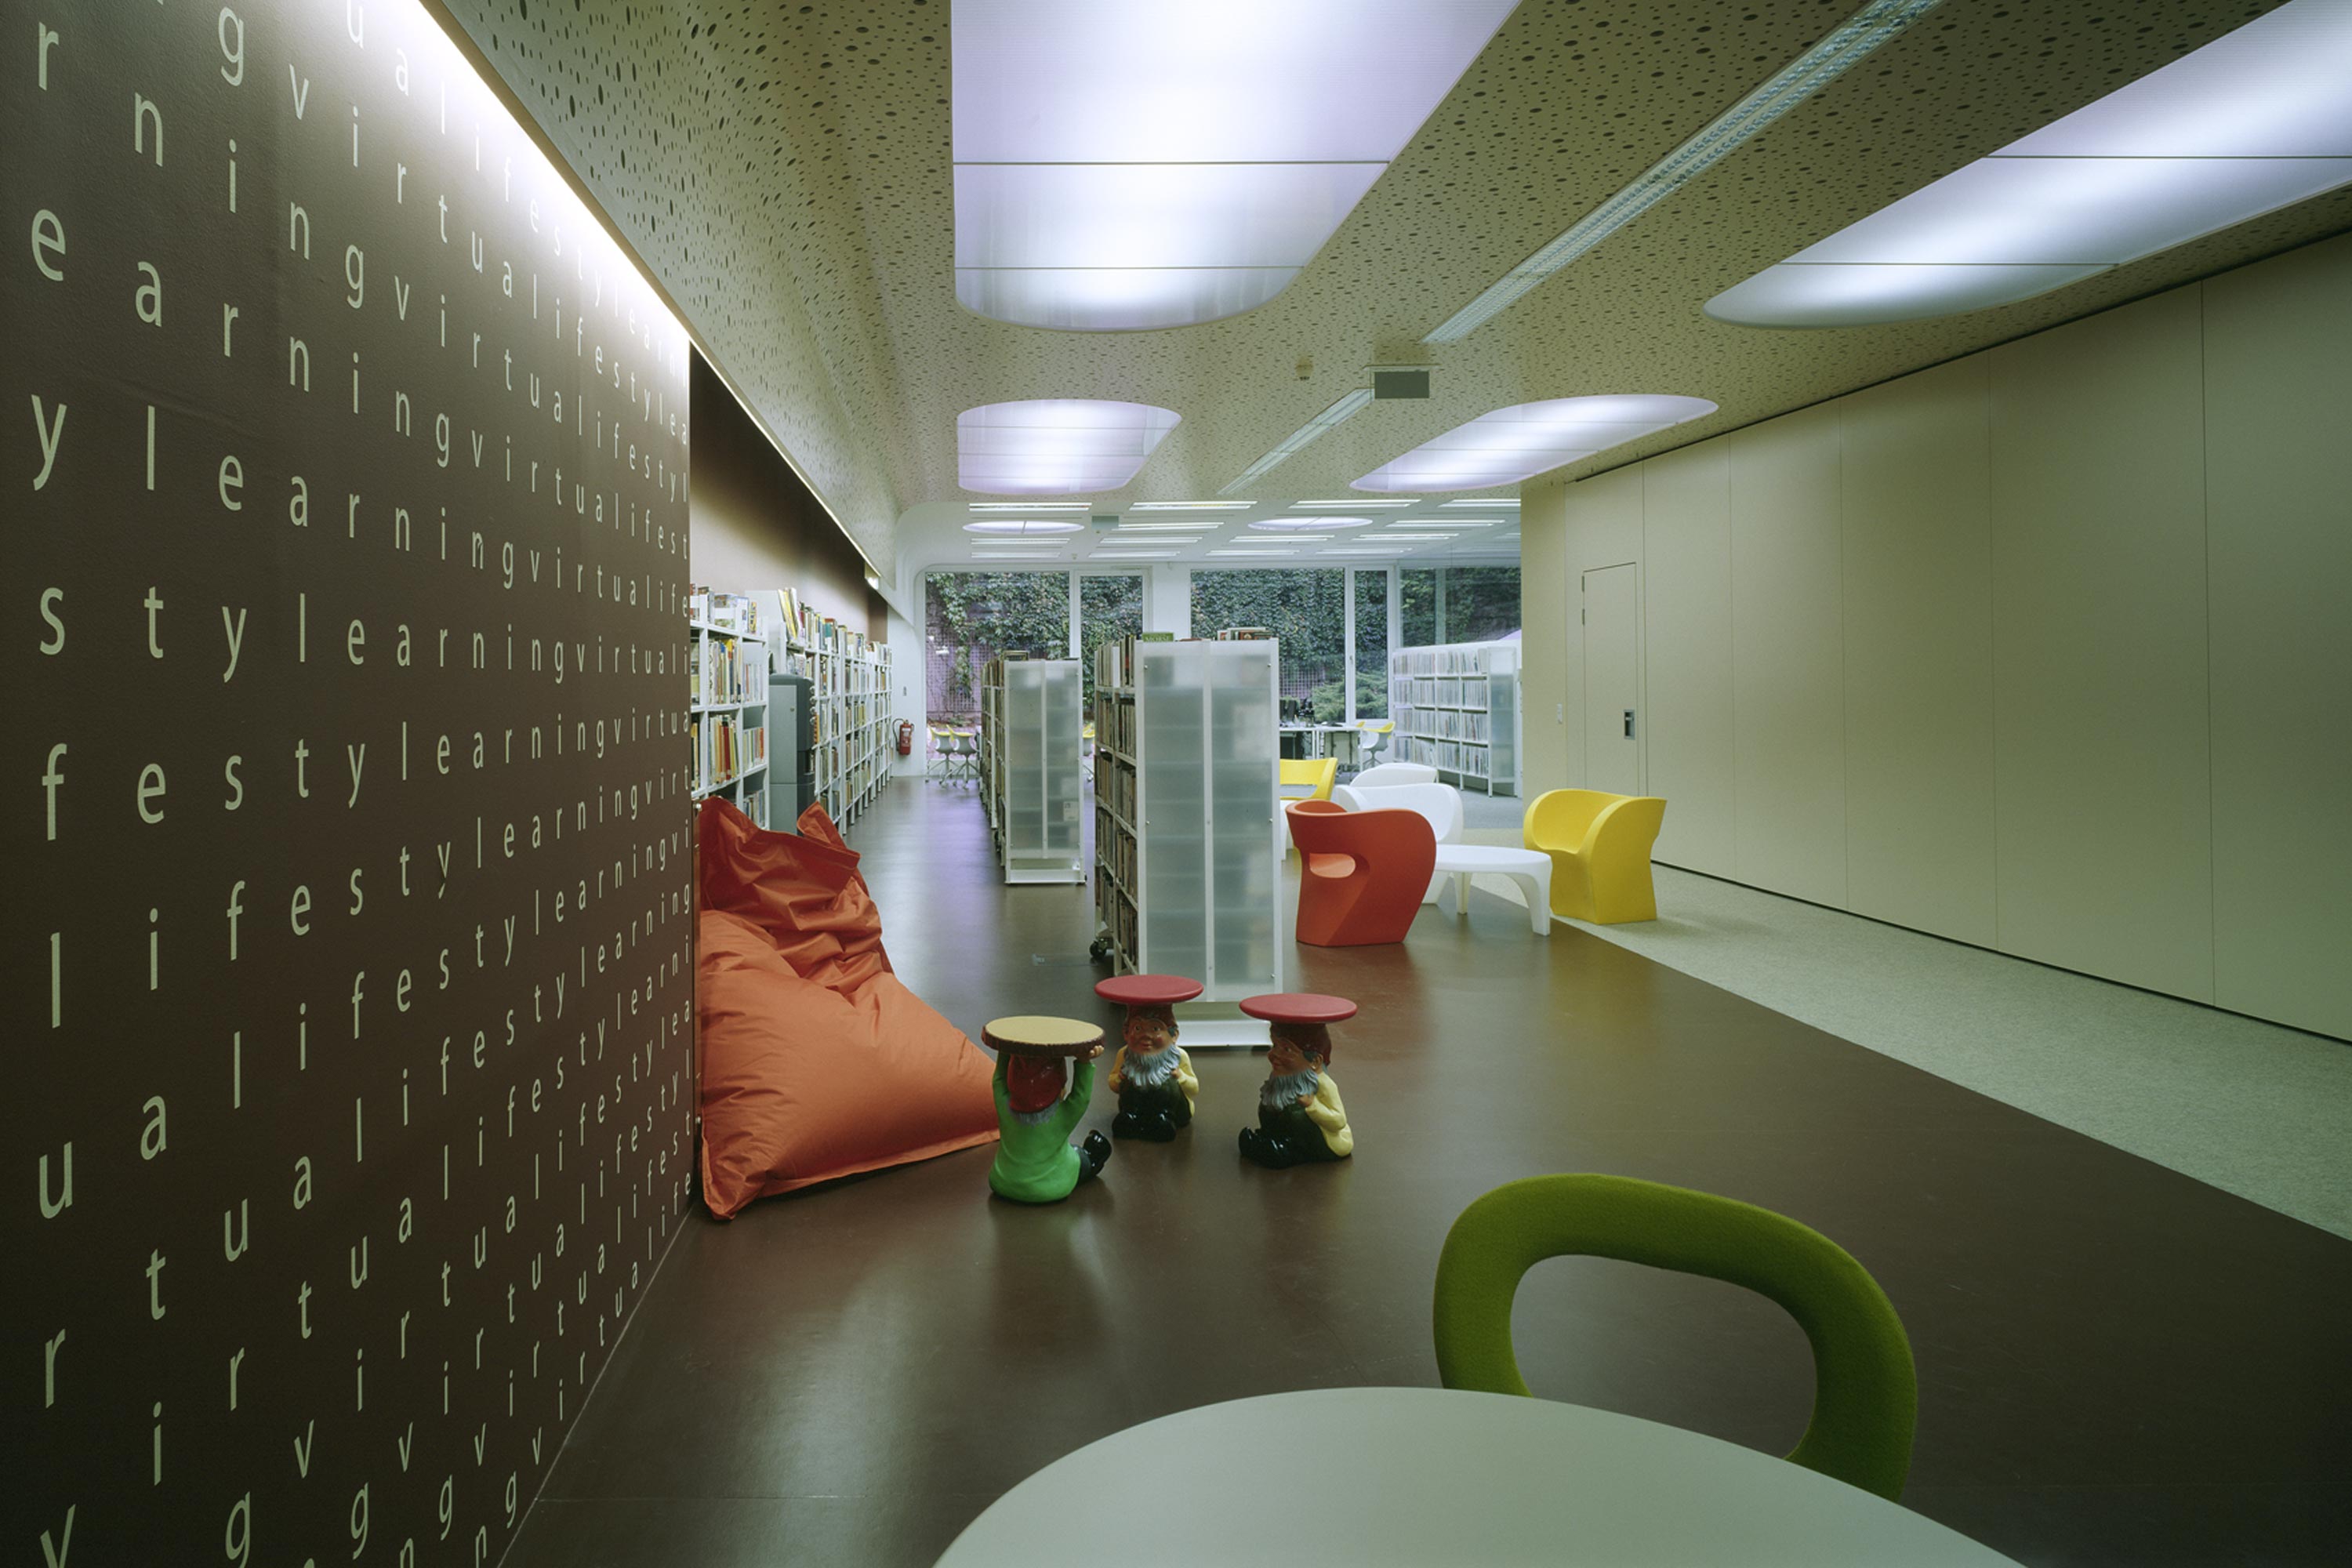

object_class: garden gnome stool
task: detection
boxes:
[1096,974,1203,1142]
[1236,993,1357,1169]
[982,1016,1112,1203]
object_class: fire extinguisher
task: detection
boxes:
[896,720,913,757]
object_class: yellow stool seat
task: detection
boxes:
[1523,789,1667,924]
[1279,757,1338,802]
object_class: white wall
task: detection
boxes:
[1521,231,2352,1041]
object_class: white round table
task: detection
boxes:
[935,1388,2019,1567]
[1432,844,1554,935]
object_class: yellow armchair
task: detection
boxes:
[1523,789,1667,924]
[1279,757,1338,802]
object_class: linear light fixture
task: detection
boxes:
[1298,499,1413,507]
[953,0,1520,331]
[964,519,1087,535]
[1127,500,1252,511]
[1441,499,1517,508]
[959,398,1180,494]
[1355,394,1717,492]
[970,501,1092,511]
[1110,519,1225,531]
[1218,387,1376,495]
[1373,532,1465,541]
[1421,0,1948,343]
[1209,549,1301,557]
[1707,0,2352,327]
[973,550,1067,561]
[1253,516,1374,532]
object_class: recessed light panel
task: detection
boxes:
[958,399,1181,494]
[952,0,1521,331]
[1706,0,2352,328]
[964,518,1087,535]
[1353,394,1717,492]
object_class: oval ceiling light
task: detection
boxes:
[963,518,1086,536]
[952,0,1521,331]
[1706,0,2352,328]
[1251,516,1373,532]
[958,398,1181,495]
[1353,395,1717,493]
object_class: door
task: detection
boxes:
[1583,564,1642,796]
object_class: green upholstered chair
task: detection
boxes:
[1432,1174,1918,1501]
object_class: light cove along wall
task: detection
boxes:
[1523,232,2352,1042]
[5,2,695,1561]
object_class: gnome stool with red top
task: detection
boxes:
[1095,974,1204,1142]
[1236,993,1356,1169]
[983,1016,1113,1204]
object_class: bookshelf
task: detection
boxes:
[1091,636,1283,1041]
[979,655,1085,884]
[1388,640,1521,796]
[685,592,771,827]
[765,589,895,833]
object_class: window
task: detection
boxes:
[1078,573,1144,710]
[924,571,1072,724]
[1189,569,1347,720]
[1351,568,1389,719]
[1400,565,1520,647]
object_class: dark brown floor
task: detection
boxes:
[506,781,2352,1567]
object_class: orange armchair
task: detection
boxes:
[1289,800,1437,947]
[1523,789,1667,924]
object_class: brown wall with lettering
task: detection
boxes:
[4,2,695,1560]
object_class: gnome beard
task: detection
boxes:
[1260,1066,1322,1109]
[1123,1044,1182,1089]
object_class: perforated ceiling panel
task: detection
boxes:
[441,2,2347,568]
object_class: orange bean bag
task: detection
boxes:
[695,797,997,1217]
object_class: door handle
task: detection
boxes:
[1622,710,1635,739]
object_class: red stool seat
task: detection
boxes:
[1094,974,1204,1007]
[1239,993,1358,1025]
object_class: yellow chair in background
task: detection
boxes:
[1279,757,1338,803]
[1523,789,1667,924]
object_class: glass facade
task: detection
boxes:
[1078,573,1145,710]
[1401,565,1522,647]
[1352,568,1390,719]
[1189,568,1348,718]
[923,570,1072,724]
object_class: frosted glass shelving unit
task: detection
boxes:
[980,656,1084,884]
[1389,641,1521,797]
[1091,637,1283,1044]
[688,618,771,826]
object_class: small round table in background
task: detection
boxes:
[1093,974,1203,1011]
[934,1388,2020,1568]
[1236,992,1358,1027]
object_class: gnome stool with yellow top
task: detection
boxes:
[983,1015,1113,1204]
[1096,973,1203,1142]
[1236,993,1356,1169]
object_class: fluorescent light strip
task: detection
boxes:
[1356,394,1717,493]
[1218,387,1376,494]
[970,501,1091,511]
[1127,501,1252,512]
[1442,499,1518,507]
[1298,499,1412,507]
[1422,0,1948,343]
[973,551,1066,561]
[1373,532,1465,541]
[1706,0,2352,327]
[1110,520,1224,531]
[1208,549,1301,557]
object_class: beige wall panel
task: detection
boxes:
[1517,475,1573,796]
[1558,464,1647,789]
[1838,358,1998,946]
[1989,289,2213,1000]
[1640,444,1737,875]
[2203,235,2352,1040]
[1728,403,1849,906]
